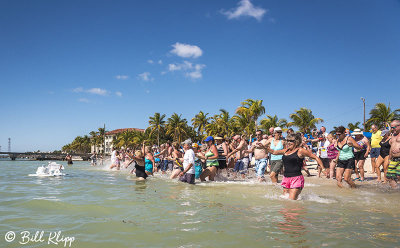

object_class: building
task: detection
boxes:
[91,128,145,155]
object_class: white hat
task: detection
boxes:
[274,127,282,132]
[352,129,363,136]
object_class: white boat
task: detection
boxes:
[29,162,66,177]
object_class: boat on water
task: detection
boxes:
[29,162,66,177]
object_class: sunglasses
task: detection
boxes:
[391,125,400,129]
[287,139,295,143]
[336,133,342,135]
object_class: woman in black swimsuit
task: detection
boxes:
[375,130,391,183]
[268,133,323,200]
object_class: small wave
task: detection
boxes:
[178,210,198,216]
[181,228,199,232]
[181,201,191,206]
[299,193,337,204]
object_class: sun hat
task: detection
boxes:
[214,136,223,140]
[204,136,214,142]
[274,127,282,132]
[381,129,390,136]
[352,129,363,136]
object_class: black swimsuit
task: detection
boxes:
[282,150,304,178]
[379,138,391,158]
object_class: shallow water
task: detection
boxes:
[1,160,399,248]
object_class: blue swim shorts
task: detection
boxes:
[254,158,268,178]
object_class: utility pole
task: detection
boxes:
[8,138,11,152]
[361,97,366,131]
[103,123,106,156]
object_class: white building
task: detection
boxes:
[91,128,145,155]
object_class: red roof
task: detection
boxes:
[105,128,145,135]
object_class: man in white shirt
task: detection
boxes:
[179,139,196,184]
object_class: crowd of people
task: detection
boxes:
[88,120,400,200]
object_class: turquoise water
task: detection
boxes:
[1,160,399,248]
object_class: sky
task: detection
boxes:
[1,0,399,152]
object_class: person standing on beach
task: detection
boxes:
[326,133,338,179]
[199,136,219,181]
[215,136,229,177]
[169,142,184,179]
[178,139,196,184]
[227,135,249,179]
[375,130,391,183]
[335,126,362,188]
[352,129,371,181]
[248,130,269,182]
[266,127,286,183]
[370,125,383,174]
[388,120,400,188]
[317,135,330,177]
[268,133,323,200]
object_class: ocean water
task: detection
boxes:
[0,160,399,248]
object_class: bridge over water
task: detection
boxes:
[0,152,92,161]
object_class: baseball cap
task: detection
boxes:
[204,136,214,142]
[274,127,282,132]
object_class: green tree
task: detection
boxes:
[166,113,188,143]
[347,122,361,131]
[191,111,210,138]
[206,109,233,137]
[366,103,400,130]
[287,108,324,133]
[236,99,265,133]
[260,115,288,133]
[148,113,166,146]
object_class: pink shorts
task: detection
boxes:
[281,175,305,189]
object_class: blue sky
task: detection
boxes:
[1,0,399,152]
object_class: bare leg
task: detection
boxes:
[270,171,278,183]
[375,156,384,182]
[329,160,337,179]
[344,169,356,188]
[170,169,181,179]
[371,157,377,174]
[382,157,389,183]
[336,167,345,188]
[208,166,217,181]
[200,168,211,181]
[358,160,365,180]
[354,160,360,179]
[288,188,302,200]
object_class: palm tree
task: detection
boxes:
[260,115,288,133]
[166,113,188,143]
[205,109,233,137]
[236,99,265,132]
[148,113,166,146]
[288,108,324,133]
[191,111,210,137]
[366,103,400,130]
[347,122,361,131]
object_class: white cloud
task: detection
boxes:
[138,72,154,82]
[168,61,205,80]
[170,42,203,58]
[73,87,84,93]
[78,98,89,103]
[116,75,129,80]
[87,88,108,96]
[158,60,163,64]
[116,91,122,97]
[221,0,267,21]
[147,59,154,64]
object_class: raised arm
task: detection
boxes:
[299,148,324,168]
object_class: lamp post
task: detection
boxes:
[361,97,366,131]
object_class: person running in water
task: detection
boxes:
[268,133,323,200]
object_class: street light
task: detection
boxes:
[361,97,366,131]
